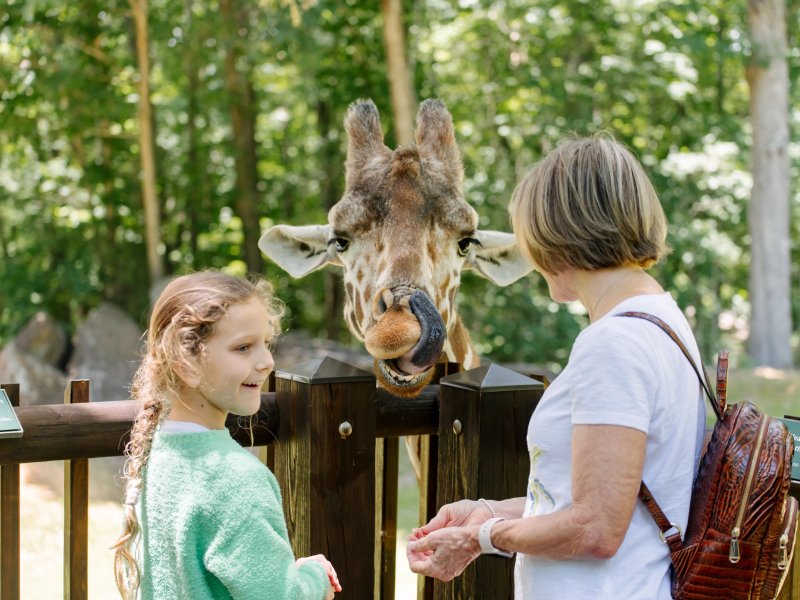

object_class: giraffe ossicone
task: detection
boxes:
[259,98,533,397]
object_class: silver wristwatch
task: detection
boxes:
[478,517,513,558]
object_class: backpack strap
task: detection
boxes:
[616,311,721,419]
[638,482,684,554]
[615,311,721,550]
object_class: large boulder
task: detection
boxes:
[14,312,68,368]
[67,302,143,403]
[272,330,372,372]
[0,342,68,406]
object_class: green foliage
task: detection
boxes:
[1,0,798,370]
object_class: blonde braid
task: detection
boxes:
[112,355,171,600]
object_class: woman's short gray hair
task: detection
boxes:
[510,134,669,274]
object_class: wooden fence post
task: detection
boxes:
[64,380,89,600]
[0,383,20,600]
[433,364,543,600]
[274,357,376,600]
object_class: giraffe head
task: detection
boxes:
[259,99,532,397]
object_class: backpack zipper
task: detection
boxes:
[729,414,769,564]
[777,498,796,570]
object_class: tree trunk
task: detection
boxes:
[317,100,343,341]
[381,0,415,147]
[220,0,263,274]
[185,0,201,268]
[746,0,793,368]
[129,0,164,282]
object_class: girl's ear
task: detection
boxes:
[173,361,202,389]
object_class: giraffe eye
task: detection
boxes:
[328,237,350,253]
[457,237,479,257]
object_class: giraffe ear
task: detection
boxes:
[258,224,341,278]
[415,99,460,169]
[464,230,534,286]
[345,99,388,181]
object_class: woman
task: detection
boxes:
[406,135,706,599]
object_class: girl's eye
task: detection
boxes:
[236,344,251,353]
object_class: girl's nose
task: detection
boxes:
[258,348,275,373]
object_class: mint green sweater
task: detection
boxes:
[139,429,329,600]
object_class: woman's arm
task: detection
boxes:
[492,423,646,558]
[407,423,646,579]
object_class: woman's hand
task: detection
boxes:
[406,524,482,581]
[418,499,492,536]
[295,554,342,597]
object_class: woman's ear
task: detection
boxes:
[173,360,202,389]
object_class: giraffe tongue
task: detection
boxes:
[394,353,429,376]
[404,290,446,372]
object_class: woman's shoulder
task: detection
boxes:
[574,294,689,359]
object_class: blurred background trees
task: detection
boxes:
[1,0,798,373]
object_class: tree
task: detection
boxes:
[381,0,415,147]
[129,0,165,283]
[746,0,793,368]
[220,0,263,274]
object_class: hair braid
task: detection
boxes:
[112,355,171,600]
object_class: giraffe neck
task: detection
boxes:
[443,316,480,369]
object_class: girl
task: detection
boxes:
[113,271,341,600]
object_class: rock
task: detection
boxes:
[0,342,68,406]
[272,330,372,372]
[14,312,68,368]
[67,303,143,403]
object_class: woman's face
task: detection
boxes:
[536,265,577,304]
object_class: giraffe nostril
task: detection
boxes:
[372,288,395,320]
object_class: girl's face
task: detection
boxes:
[182,297,275,428]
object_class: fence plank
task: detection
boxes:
[378,437,398,599]
[274,357,377,600]
[433,365,543,600]
[64,380,89,600]
[0,386,440,466]
[0,383,20,600]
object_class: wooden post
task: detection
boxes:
[433,364,543,600]
[0,383,20,600]
[274,357,376,600]
[64,380,89,600]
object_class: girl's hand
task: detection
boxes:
[296,555,342,596]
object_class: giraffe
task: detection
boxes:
[258,98,532,398]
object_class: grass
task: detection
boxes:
[14,368,800,598]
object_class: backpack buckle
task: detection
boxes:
[659,523,683,543]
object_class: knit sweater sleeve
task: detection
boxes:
[201,457,329,600]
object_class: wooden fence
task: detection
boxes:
[0,357,798,599]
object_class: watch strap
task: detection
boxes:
[478,517,513,557]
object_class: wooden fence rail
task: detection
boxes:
[1,358,799,599]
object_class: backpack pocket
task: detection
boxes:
[677,529,761,599]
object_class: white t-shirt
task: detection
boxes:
[515,293,706,600]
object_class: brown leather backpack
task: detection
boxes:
[619,312,798,599]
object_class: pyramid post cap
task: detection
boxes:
[275,355,375,384]
[440,363,544,392]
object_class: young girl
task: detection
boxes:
[113,271,341,600]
